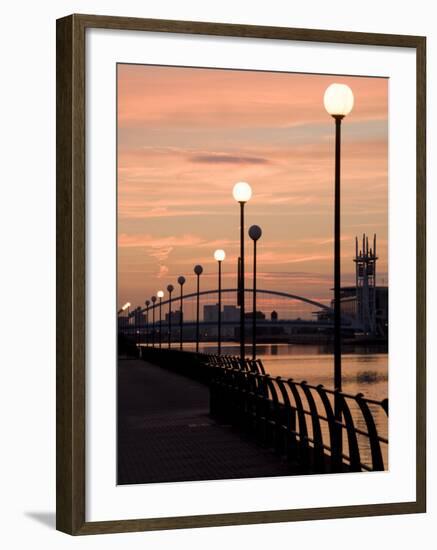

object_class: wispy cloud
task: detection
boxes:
[189,154,270,165]
[118,233,205,248]
[157,265,169,278]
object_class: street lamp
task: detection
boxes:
[214,250,226,355]
[178,276,186,350]
[157,290,164,348]
[120,301,131,331]
[249,225,262,360]
[145,300,150,346]
[324,83,354,393]
[325,83,354,469]
[194,265,203,353]
[151,296,157,347]
[233,181,252,360]
[167,284,174,348]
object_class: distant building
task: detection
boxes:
[316,234,388,337]
[338,286,388,336]
[165,310,182,323]
[204,304,245,323]
[223,305,240,322]
[375,287,388,334]
[316,285,388,337]
[204,304,219,322]
[131,307,144,326]
[245,310,266,320]
[353,234,376,332]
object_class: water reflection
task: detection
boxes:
[184,342,388,399]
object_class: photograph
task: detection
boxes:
[0,0,430,543]
[116,64,389,485]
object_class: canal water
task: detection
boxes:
[184,342,388,398]
[182,341,389,469]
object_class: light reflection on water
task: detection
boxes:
[184,342,388,397]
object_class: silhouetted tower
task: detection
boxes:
[354,233,378,335]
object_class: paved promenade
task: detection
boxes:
[118,358,296,484]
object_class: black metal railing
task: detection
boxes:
[138,348,388,474]
[207,354,388,473]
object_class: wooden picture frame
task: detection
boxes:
[56,13,426,535]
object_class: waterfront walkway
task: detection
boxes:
[117,358,296,484]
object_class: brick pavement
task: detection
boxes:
[117,358,297,484]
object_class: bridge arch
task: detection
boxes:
[141,288,330,313]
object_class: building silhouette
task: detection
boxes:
[203,304,219,322]
[165,310,182,323]
[223,305,240,322]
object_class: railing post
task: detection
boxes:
[355,393,385,471]
[335,392,361,472]
[315,385,340,472]
[300,382,326,473]
[286,379,310,471]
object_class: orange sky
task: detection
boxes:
[117,64,388,318]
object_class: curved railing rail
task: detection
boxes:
[206,353,388,473]
[139,348,388,474]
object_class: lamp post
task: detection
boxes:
[194,265,203,353]
[324,83,354,392]
[151,296,157,347]
[233,181,252,360]
[214,250,226,355]
[120,302,131,333]
[127,311,132,338]
[135,306,141,346]
[167,284,174,348]
[178,276,186,350]
[157,290,164,348]
[324,83,354,468]
[145,300,150,346]
[249,225,262,360]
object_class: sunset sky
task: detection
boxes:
[117,64,388,318]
